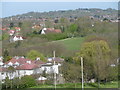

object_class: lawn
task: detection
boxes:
[51,37,85,51]
[31,81,118,88]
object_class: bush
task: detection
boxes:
[20,75,37,88]
[40,33,68,41]
[2,75,37,89]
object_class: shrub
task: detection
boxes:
[20,75,37,88]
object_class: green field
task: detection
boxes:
[52,37,85,51]
[31,81,118,88]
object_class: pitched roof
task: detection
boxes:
[47,57,64,63]
[34,60,45,65]
[5,58,18,65]
[42,28,61,34]
[5,57,33,65]
[16,63,39,70]
[0,67,8,72]
[54,29,62,33]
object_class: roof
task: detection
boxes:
[47,57,64,63]
[16,63,39,70]
[37,76,47,81]
[4,57,45,70]
[14,36,23,38]
[54,29,62,33]
[5,57,33,65]
[5,58,18,65]
[0,67,8,72]
[34,60,45,65]
[8,30,15,34]
[15,27,21,30]
[42,28,62,34]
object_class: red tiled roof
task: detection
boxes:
[15,27,20,30]
[5,58,18,64]
[54,29,62,33]
[5,58,33,65]
[0,67,8,72]
[1,28,7,30]
[16,63,39,70]
[47,28,54,31]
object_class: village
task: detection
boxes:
[0,5,119,89]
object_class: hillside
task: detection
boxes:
[4,8,117,19]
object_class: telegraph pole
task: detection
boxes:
[81,57,84,90]
[53,51,56,89]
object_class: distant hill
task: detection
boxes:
[4,8,118,19]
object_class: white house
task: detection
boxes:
[41,28,47,34]
[0,56,3,66]
[8,30,15,36]
[1,56,64,81]
[41,63,59,74]
[13,36,23,42]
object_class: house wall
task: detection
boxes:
[41,30,45,34]
[41,65,59,74]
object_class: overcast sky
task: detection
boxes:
[0,1,118,18]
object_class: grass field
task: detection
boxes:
[31,81,118,88]
[51,37,85,51]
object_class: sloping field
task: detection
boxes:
[51,37,85,51]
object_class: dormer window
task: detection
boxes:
[8,62,13,66]
[26,61,31,64]
[14,62,19,66]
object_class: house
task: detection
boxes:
[0,28,7,31]
[15,27,21,31]
[8,30,15,36]
[47,57,64,66]
[0,56,3,66]
[2,57,42,79]
[40,28,62,34]
[12,36,24,42]
[40,63,59,74]
[16,62,39,77]
[1,56,64,81]
[40,57,64,74]
[37,76,47,84]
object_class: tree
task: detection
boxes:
[67,24,78,38]
[18,22,22,28]
[54,19,59,23]
[74,40,111,83]
[14,41,21,48]
[3,49,11,62]
[26,50,46,61]
[9,22,14,29]
[4,77,11,89]
[7,66,15,89]
[61,62,81,83]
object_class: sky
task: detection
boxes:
[0,2,119,18]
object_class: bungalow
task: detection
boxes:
[16,62,39,77]
[40,28,62,34]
